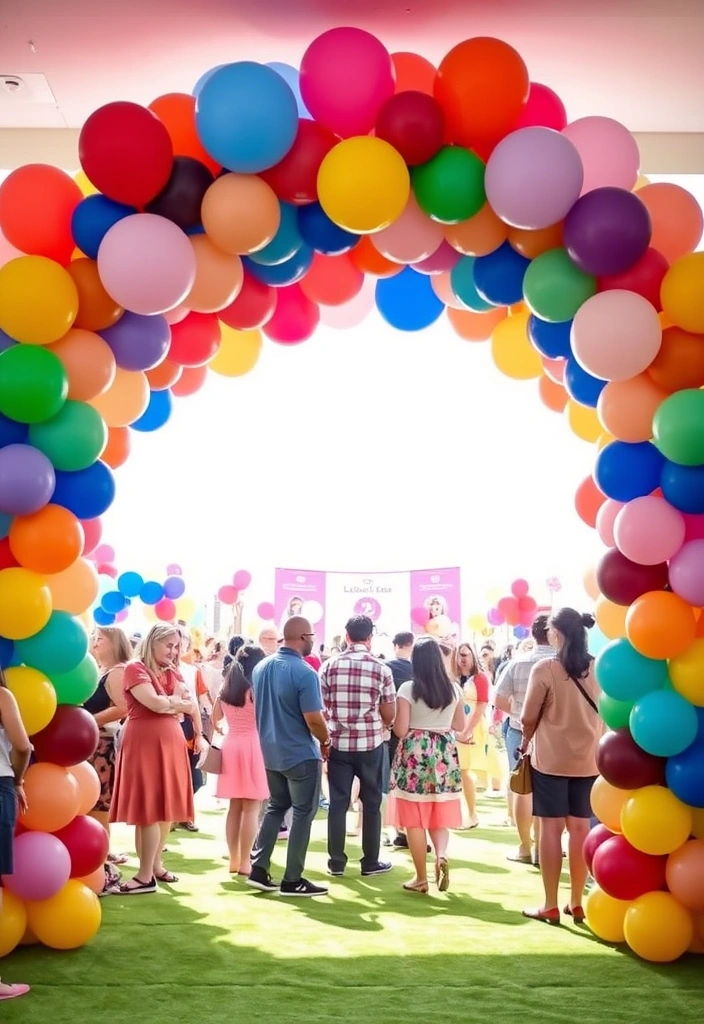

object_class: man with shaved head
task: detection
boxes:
[249,616,331,897]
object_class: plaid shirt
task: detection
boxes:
[495,645,555,730]
[319,645,396,752]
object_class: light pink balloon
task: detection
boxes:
[596,498,625,547]
[668,539,704,606]
[372,194,444,264]
[3,832,71,901]
[562,117,640,194]
[164,304,191,325]
[571,290,662,382]
[413,241,461,275]
[97,213,197,316]
[430,270,466,310]
[542,356,566,383]
[613,495,686,566]
[319,276,375,329]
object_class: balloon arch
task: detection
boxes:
[0,29,703,963]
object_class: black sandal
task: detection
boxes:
[155,870,179,883]
[119,876,157,894]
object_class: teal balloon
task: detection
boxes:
[248,203,302,267]
[51,654,100,705]
[599,692,633,730]
[15,611,89,676]
[595,638,669,704]
[587,625,610,659]
[630,689,699,758]
[28,400,108,472]
[450,257,493,312]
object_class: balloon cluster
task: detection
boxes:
[217,568,252,606]
[90,555,197,625]
[486,579,538,629]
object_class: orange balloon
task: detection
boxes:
[435,38,529,149]
[90,367,149,427]
[300,252,364,306]
[77,865,106,896]
[68,258,124,331]
[574,475,605,528]
[446,304,507,341]
[145,358,183,392]
[666,840,704,913]
[538,374,568,413]
[68,760,101,816]
[49,327,116,402]
[186,235,244,313]
[597,373,670,442]
[541,355,566,383]
[647,325,704,393]
[595,595,628,639]
[349,236,403,278]
[148,93,221,176]
[201,174,280,256]
[171,365,207,397]
[0,164,82,265]
[391,52,437,95]
[584,565,600,600]
[626,591,697,660]
[431,271,465,309]
[100,425,132,469]
[19,925,40,947]
[591,777,632,832]
[637,183,704,264]
[20,762,80,832]
[508,222,564,259]
[47,557,99,615]
[9,505,84,575]
[445,204,507,256]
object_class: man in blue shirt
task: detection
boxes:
[249,616,331,897]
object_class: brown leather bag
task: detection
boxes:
[509,752,533,795]
[200,743,222,775]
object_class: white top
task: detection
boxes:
[179,663,199,701]
[0,723,13,778]
[397,680,463,732]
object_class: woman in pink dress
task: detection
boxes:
[212,645,269,875]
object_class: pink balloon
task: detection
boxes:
[319,276,375,329]
[97,213,196,316]
[233,569,252,591]
[300,28,395,138]
[155,597,177,621]
[372,194,444,264]
[93,543,116,563]
[514,83,567,131]
[596,499,625,547]
[257,601,275,620]
[511,578,529,599]
[430,271,466,310]
[164,304,191,325]
[115,609,129,623]
[542,357,566,383]
[411,606,427,627]
[668,539,704,606]
[613,496,686,566]
[3,831,71,901]
[571,290,662,382]
[413,240,461,275]
[166,563,182,576]
[683,515,704,543]
[562,117,640,194]
[263,284,320,344]
[218,585,239,605]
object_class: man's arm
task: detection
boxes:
[379,666,396,727]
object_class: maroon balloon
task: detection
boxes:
[260,119,338,205]
[591,835,667,901]
[53,815,109,877]
[563,187,652,277]
[145,156,214,232]
[218,270,276,330]
[32,706,99,767]
[596,547,669,606]
[596,727,666,790]
[376,91,445,166]
[583,822,614,874]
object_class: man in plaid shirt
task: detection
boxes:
[320,615,396,878]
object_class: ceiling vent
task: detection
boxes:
[0,73,66,128]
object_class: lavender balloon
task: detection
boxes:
[100,312,171,372]
[563,187,652,276]
[163,575,186,599]
[668,539,704,607]
[2,831,71,901]
[0,443,55,515]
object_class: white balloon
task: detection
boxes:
[302,600,324,624]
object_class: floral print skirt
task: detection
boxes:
[91,733,116,813]
[389,729,463,830]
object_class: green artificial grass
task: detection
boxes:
[4,794,704,1024]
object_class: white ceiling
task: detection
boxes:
[0,0,703,132]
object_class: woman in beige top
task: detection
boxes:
[519,608,602,926]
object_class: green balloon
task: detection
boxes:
[29,400,108,472]
[599,692,633,730]
[522,248,597,323]
[652,389,704,466]
[0,345,68,424]
[51,654,100,706]
[412,146,486,224]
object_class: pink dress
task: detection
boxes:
[215,695,269,801]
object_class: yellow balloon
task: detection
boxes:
[633,174,651,191]
[624,891,694,963]
[590,776,632,833]
[585,886,631,944]
[661,252,704,334]
[621,785,693,855]
[317,137,410,234]
[595,595,627,639]
[467,613,486,632]
[596,430,616,451]
[0,567,52,640]
[668,638,704,706]
[73,170,98,197]
[174,596,197,621]
[5,665,57,736]
[565,400,602,443]
[0,889,27,957]
[27,880,101,950]
[90,367,149,427]
[486,586,503,603]
[209,326,262,378]
[692,807,704,841]
[0,256,79,345]
[490,310,542,380]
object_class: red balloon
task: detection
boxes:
[375,91,445,166]
[218,585,239,605]
[97,563,118,579]
[583,823,614,873]
[575,475,606,528]
[170,365,208,397]
[32,707,99,767]
[592,834,668,901]
[514,83,567,131]
[218,270,277,331]
[596,727,666,789]
[263,284,320,345]
[79,101,174,207]
[155,597,177,621]
[81,518,103,556]
[53,815,109,878]
[596,547,669,606]
[0,537,19,571]
[260,119,339,205]
[299,252,364,306]
[598,247,669,311]
[169,312,221,366]
[497,595,520,626]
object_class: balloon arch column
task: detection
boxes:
[0,30,703,963]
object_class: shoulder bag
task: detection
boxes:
[509,702,543,796]
[200,741,222,775]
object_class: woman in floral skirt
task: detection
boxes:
[390,637,466,893]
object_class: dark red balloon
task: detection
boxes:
[32,706,99,767]
[261,119,338,205]
[53,815,109,878]
[591,834,667,900]
[0,537,19,570]
[218,270,277,330]
[596,727,666,790]
[168,313,220,367]
[145,156,214,232]
[79,101,174,207]
[598,247,669,311]
[583,823,614,873]
[596,547,669,606]
[376,91,445,166]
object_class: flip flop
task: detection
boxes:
[0,984,30,1001]
[564,904,586,924]
[507,853,533,864]
[119,876,157,894]
[522,907,560,925]
[155,870,179,883]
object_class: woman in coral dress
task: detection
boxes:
[212,644,269,876]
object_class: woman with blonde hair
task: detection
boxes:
[110,624,199,894]
[454,642,491,829]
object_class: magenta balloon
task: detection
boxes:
[413,240,461,275]
[3,831,71,901]
[0,444,55,515]
[232,569,252,590]
[596,727,666,790]
[596,547,669,606]
[485,127,584,230]
[263,284,319,344]
[166,562,182,576]
[683,515,704,542]
[487,607,504,626]
[515,84,567,131]
[563,187,652,276]
[668,539,704,606]
[257,601,275,620]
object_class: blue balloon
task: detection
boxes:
[473,242,531,306]
[0,329,16,353]
[0,513,10,540]
[15,610,89,675]
[528,316,572,359]
[244,245,313,287]
[140,581,164,605]
[195,62,299,173]
[132,390,173,433]
[595,441,665,502]
[564,358,606,407]
[193,64,226,97]
[0,637,13,669]
[630,688,699,758]
[450,258,493,312]
[666,737,704,808]
[52,461,116,519]
[186,224,205,236]
[163,576,186,600]
[266,62,311,119]
[118,571,144,598]
[595,638,669,703]
[297,202,357,255]
[93,607,116,626]
[248,203,302,267]
[102,590,127,614]
[660,460,704,514]
[376,267,444,332]
[71,195,137,260]
[0,412,26,449]
[587,625,610,658]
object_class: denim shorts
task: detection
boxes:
[505,725,522,772]
[0,777,17,876]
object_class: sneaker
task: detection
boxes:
[179,821,199,832]
[280,878,329,897]
[319,797,330,811]
[327,867,345,877]
[361,862,393,877]
[392,834,409,849]
[247,867,279,892]
[382,835,393,847]
[277,827,289,841]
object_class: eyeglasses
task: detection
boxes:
[301,632,316,639]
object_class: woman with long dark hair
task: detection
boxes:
[390,637,466,893]
[519,608,602,926]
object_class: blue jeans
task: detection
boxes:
[253,759,321,884]
[506,725,522,772]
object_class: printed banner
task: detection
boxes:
[324,572,412,646]
[274,568,327,648]
[410,567,462,642]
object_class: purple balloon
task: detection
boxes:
[413,241,461,276]
[668,539,704,606]
[2,831,71,901]
[487,607,503,626]
[563,187,652,276]
[0,329,17,353]
[163,575,186,599]
[0,443,55,515]
[100,312,171,372]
